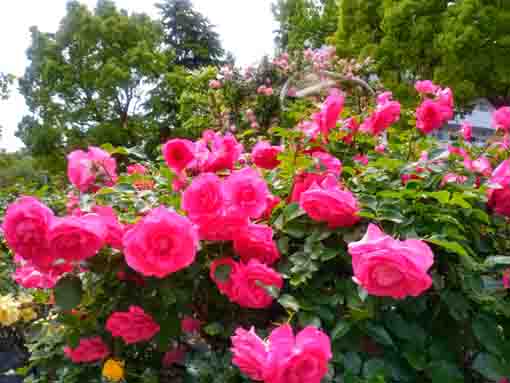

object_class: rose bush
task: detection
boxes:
[1,49,509,383]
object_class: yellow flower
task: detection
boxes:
[102,359,125,382]
[20,307,37,322]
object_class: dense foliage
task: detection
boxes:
[1,49,510,383]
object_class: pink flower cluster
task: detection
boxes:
[348,224,434,299]
[231,324,332,383]
[251,141,282,170]
[106,305,160,344]
[299,89,344,140]
[415,82,454,134]
[64,337,110,363]
[210,258,283,309]
[67,147,118,192]
[360,91,401,136]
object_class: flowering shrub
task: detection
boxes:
[1,51,510,383]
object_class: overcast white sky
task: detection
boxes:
[0,0,276,151]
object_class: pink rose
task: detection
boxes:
[348,224,434,299]
[472,156,492,176]
[13,264,62,289]
[91,206,124,250]
[67,147,118,192]
[437,87,454,120]
[377,91,393,104]
[415,80,439,94]
[198,132,244,173]
[312,151,342,176]
[194,208,249,241]
[2,197,54,270]
[181,316,201,334]
[230,260,283,309]
[460,122,472,141]
[375,144,386,153]
[503,269,510,289]
[416,99,444,134]
[490,160,510,187]
[224,168,269,219]
[106,305,160,344]
[264,87,274,96]
[123,207,198,278]
[493,106,510,132]
[251,141,282,170]
[360,100,401,136]
[488,187,510,217]
[210,257,240,298]
[233,223,280,265]
[353,153,369,166]
[231,327,269,381]
[319,88,344,135]
[262,194,281,220]
[162,346,186,367]
[127,164,147,175]
[300,176,360,228]
[231,325,332,383]
[290,173,326,203]
[64,337,110,363]
[48,214,106,264]
[182,173,225,219]
[162,139,195,173]
[441,173,468,187]
[209,79,222,89]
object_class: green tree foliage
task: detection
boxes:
[0,72,14,100]
[156,0,224,69]
[17,0,168,157]
[273,0,338,52]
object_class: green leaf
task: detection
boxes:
[427,361,463,383]
[214,264,231,282]
[331,320,352,341]
[278,294,300,312]
[283,202,305,222]
[343,352,362,374]
[424,191,450,204]
[203,322,224,336]
[471,353,508,381]
[472,315,506,356]
[425,238,469,257]
[54,275,83,311]
[363,359,387,379]
[366,324,394,347]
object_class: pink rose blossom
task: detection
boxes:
[441,173,468,187]
[14,264,62,289]
[493,106,510,132]
[251,141,283,170]
[415,80,439,94]
[348,224,434,299]
[67,147,118,192]
[488,187,510,217]
[377,91,394,104]
[194,208,249,241]
[162,346,186,367]
[472,156,492,176]
[262,195,281,220]
[460,122,472,141]
[503,269,510,289]
[233,223,280,265]
[300,175,360,228]
[106,306,160,344]
[127,164,147,175]
[48,214,106,264]
[416,99,445,134]
[290,173,326,203]
[312,151,342,176]
[123,207,198,278]
[264,87,274,96]
[231,324,332,383]
[198,132,243,173]
[224,168,269,219]
[209,79,222,89]
[353,154,369,166]
[162,139,195,173]
[181,316,201,334]
[360,100,401,136]
[182,173,225,219]
[64,337,110,363]
[91,206,124,250]
[210,257,240,298]
[230,260,283,309]
[375,144,386,153]
[319,88,344,135]
[2,197,55,270]
[490,160,510,188]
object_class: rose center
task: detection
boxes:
[372,264,403,287]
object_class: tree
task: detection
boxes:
[0,72,14,100]
[156,0,224,69]
[17,0,168,156]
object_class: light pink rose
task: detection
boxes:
[312,151,342,176]
[416,99,444,134]
[209,79,222,89]
[231,324,332,383]
[48,214,106,264]
[251,141,283,170]
[300,176,360,228]
[13,264,62,289]
[415,80,439,94]
[127,164,147,175]
[2,197,55,270]
[64,337,110,363]
[460,122,472,141]
[67,147,118,192]
[348,224,434,299]
[233,223,280,265]
[106,305,160,344]
[162,139,195,173]
[472,156,492,176]
[123,207,198,278]
[182,173,225,219]
[375,144,386,153]
[493,106,510,132]
[230,260,283,309]
[224,168,269,219]
[181,316,201,334]
[231,327,269,381]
